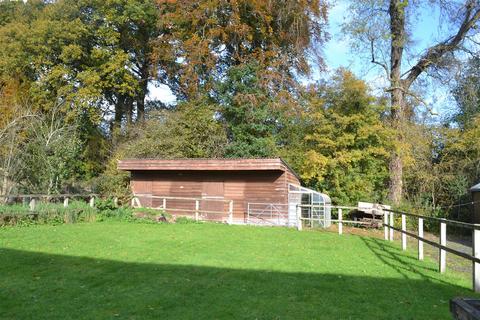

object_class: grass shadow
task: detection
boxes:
[360,236,463,287]
[0,247,476,319]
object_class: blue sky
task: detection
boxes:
[323,1,455,119]
[324,2,442,73]
[150,1,455,117]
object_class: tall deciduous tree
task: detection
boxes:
[216,63,280,158]
[344,0,480,204]
[453,56,480,129]
[283,70,392,204]
[155,0,328,100]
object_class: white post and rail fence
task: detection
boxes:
[296,204,480,293]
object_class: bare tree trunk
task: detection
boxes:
[388,0,407,205]
[136,64,149,123]
[113,97,125,133]
[126,96,134,126]
[137,91,146,123]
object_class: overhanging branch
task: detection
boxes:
[370,39,390,78]
[402,1,480,89]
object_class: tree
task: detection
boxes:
[79,0,164,125]
[215,63,280,158]
[345,0,480,204]
[115,101,227,159]
[0,0,165,134]
[0,106,34,198]
[17,106,82,195]
[453,56,480,129]
[155,0,328,100]
[283,70,392,204]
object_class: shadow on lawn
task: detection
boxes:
[0,248,475,319]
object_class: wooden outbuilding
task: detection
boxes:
[118,158,331,226]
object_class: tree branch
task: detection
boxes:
[402,1,480,89]
[370,39,390,78]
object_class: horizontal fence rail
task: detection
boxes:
[3,194,480,292]
[0,194,98,198]
[295,204,480,293]
[131,194,234,224]
[0,193,100,210]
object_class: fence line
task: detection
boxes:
[0,193,100,211]
[295,204,480,292]
[131,194,234,224]
[0,194,98,198]
[4,194,480,291]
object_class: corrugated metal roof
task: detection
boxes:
[471,183,480,192]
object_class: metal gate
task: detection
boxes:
[246,203,289,226]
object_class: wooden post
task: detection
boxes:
[296,205,302,231]
[89,196,95,208]
[29,198,36,211]
[195,200,199,222]
[163,198,166,210]
[439,220,447,273]
[63,197,69,208]
[401,214,407,251]
[389,212,394,241]
[113,197,118,207]
[418,217,424,260]
[131,197,135,207]
[338,208,343,235]
[228,200,233,224]
[384,211,389,240]
[473,228,480,292]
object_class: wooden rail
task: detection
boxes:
[295,204,480,292]
[0,193,98,198]
[131,194,234,224]
[0,193,100,210]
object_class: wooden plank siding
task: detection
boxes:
[120,158,301,221]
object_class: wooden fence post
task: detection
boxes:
[439,220,447,273]
[384,211,389,240]
[418,217,424,260]
[296,205,302,231]
[29,198,36,211]
[473,228,480,292]
[338,208,343,235]
[401,214,407,251]
[113,197,118,207]
[228,200,233,224]
[63,197,69,208]
[89,196,95,208]
[389,212,394,241]
[195,200,199,222]
[163,198,166,210]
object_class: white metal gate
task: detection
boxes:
[246,203,289,226]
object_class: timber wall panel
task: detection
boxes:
[130,170,289,220]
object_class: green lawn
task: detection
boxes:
[0,222,476,319]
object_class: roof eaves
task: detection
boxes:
[279,158,302,182]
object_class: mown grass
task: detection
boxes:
[0,222,477,319]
